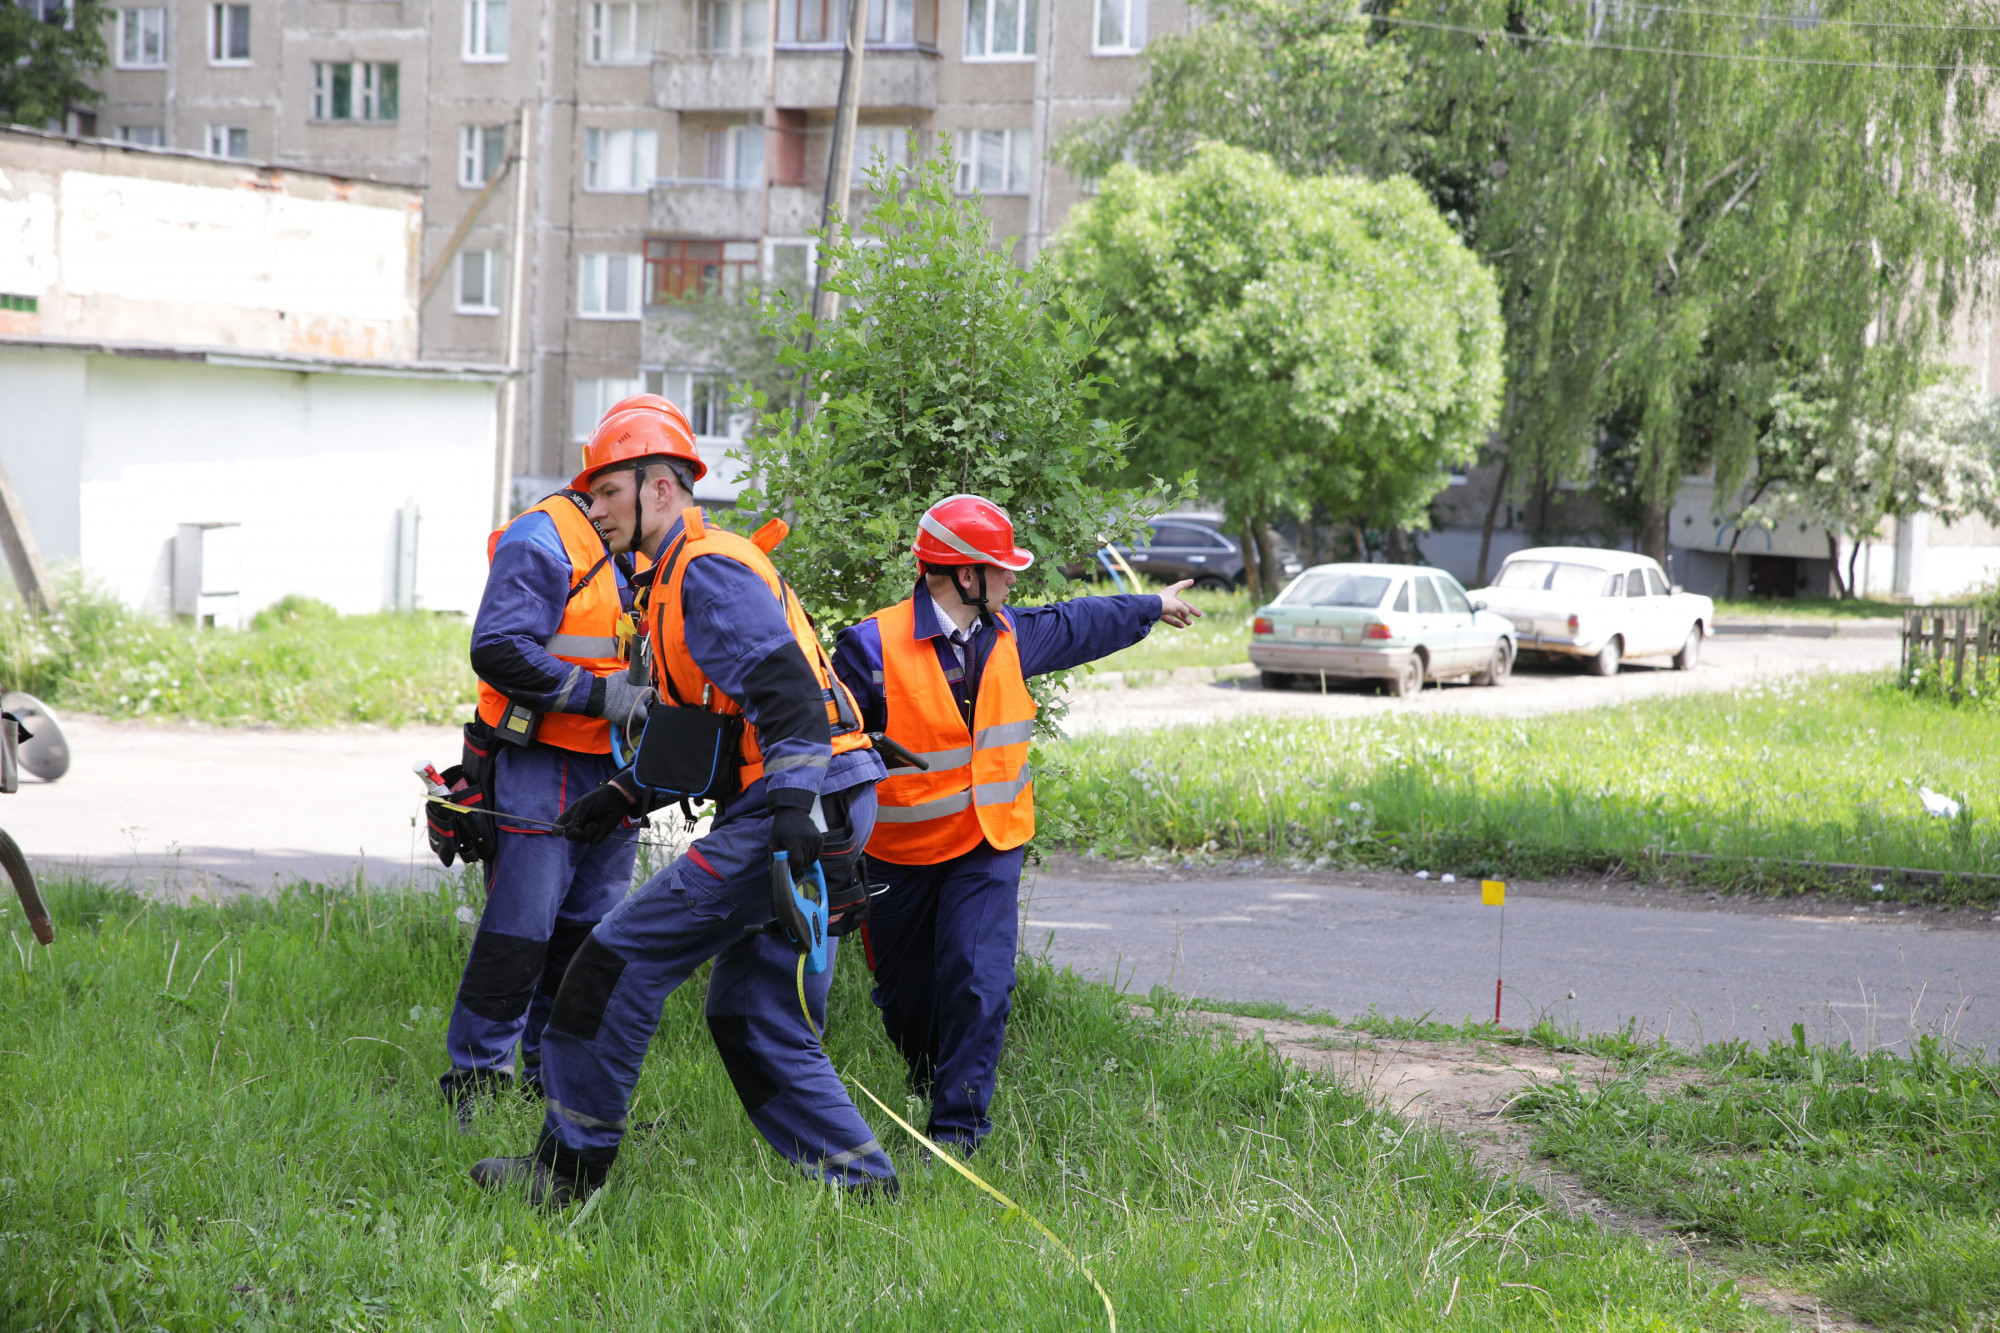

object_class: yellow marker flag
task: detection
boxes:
[1481,880,1506,906]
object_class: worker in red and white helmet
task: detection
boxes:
[830,494,1200,1157]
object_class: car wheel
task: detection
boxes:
[1673,627,1701,671]
[1472,639,1514,687]
[1195,576,1230,592]
[1587,637,1622,677]
[1260,670,1292,691]
[1389,654,1424,699]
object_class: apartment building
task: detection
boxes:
[85,0,1186,501]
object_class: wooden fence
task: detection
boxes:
[1901,606,2000,694]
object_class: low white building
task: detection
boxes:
[0,128,508,621]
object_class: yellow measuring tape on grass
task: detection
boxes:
[796,956,1118,1332]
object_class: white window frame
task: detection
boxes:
[696,0,766,53]
[456,249,501,314]
[462,0,509,61]
[573,375,646,441]
[311,62,399,123]
[652,369,745,440]
[203,124,249,159]
[583,127,658,192]
[1092,0,1145,54]
[458,124,507,187]
[952,127,1032,196]
[207,2,249,65]
[702,124,763,188]
[577,253,644,319]
[850,126,910,185]
[119,124,165,146]
[587,2,656,63]
[115,7,166,68]
[963,0,1033,60]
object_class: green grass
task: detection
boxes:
[1086,585,1254,675]
[0,877,1781,1331]
[1,588,476,727]
[1512,1030,2000,1331]
[1038,673,2000,900]
[1711,597,1910,620]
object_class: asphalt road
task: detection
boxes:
[1021,861,1999,1056]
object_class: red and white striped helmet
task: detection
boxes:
[912,494,1035,571]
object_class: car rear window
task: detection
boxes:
[1497,560,1614,596]
[1493,560,1554,589]
[1279,573,1392,608]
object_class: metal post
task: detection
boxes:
[494,104,534,529]
[0,458,58,613]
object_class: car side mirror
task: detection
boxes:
[1671,585,1683,595]
[1471,599,1488,612]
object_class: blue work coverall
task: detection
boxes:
[532,514,896,1192]
[831,583,1164,1151]
[444,508,640,1098]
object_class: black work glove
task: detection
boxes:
[553,778,638,845]
[768,791,824,870]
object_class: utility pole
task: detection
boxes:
[493,103,534,529]
[0,459,57,613]
[809,0,869,328]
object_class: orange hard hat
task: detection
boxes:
[571,403,706,493]
[604,391,683,421]
[912,494,1034,571]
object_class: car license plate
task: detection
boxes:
[1293,626,1344,643]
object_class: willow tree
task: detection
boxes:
[1068,0,2000,566]
[1052,144,1504,587]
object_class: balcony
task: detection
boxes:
[649,182,818,237]
[655,47,938,114]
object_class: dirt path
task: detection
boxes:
[1197,1011,1872,1333]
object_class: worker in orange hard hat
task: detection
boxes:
[432,397,696,1128]
[831,495,1201,1157]
[471,406,896,1209]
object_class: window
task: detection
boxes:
[697,0,766,52]
[651,370,739,437]
[1279,573,1391,609]
[952,127,1031,195]
[119,125,164,146]
[463,0,508,59]
[1646,567,1670,596]
[115,8,165,67]
[703,125,763,187]
[456,250,500,314]
[867,0,916,43]
[578,253,643,318]
[1151,525,1212,549]
[588,2,655,62]
[964,0,1031,58]
[574,376,645,440]
[585,127,657,191]
[1626,569,1649,598]
[1093,0,1144,52]
[208,3,248,63]
[204,124,249,158]
[850,126,909,184]
[1391,581,1411,613]
[459,124,507,186]
[644,238,760,301]
[1437,579,1473,615]
[20,0,70,25]
[311,63,399,121]
[779,0,918,45]
[1413,578,1443,615]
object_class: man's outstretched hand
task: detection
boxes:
[1156,579,1203,629]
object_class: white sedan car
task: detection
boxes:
[1472,547,1712,675]
[1248,563,1518,698]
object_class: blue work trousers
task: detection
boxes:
[535,782,895,1190]
[859,842,1025,1152]
[443,744,636,1092]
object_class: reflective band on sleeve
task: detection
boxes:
[763,753,831,774]
[974,767,1032,807]
[545,634,621,658]
[823,1138,884,1167]
[875,790,974,823]
[548,1097,626,1131]
[974,719,1035,749]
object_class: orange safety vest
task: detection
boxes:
[475,492,635,754]
[647,507,871,787]
[864,597,1037,865]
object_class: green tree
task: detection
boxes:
[738,156,1183,724]
[0,0,107,127]
[1051,144,1503,590]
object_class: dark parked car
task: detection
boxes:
[1068,518,1300,591]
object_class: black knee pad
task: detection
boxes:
[706,1014,780,1113]
[539,918,596,998]
[546,935,627,1042]
[457,930,544,1022]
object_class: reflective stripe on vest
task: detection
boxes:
[647,507,871,787]
[475,494,628,754]
[863,597,1037,864]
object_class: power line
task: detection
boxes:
[1361,11,1996,69]
[1569,0,2000,34]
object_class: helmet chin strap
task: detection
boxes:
[957,564,992,618]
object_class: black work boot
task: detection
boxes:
[440,1068,515,1134]
[469,1156,595,1211]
